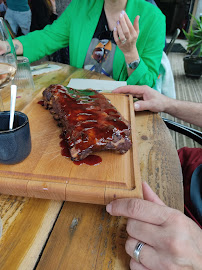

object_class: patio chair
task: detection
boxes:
[153,51,176,98]
[164,28,181,55]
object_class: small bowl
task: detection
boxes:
[0,111,31,164]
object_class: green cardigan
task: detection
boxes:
[17,0,166,87]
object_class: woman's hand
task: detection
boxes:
[0,40,23,56]
[0,41,10,55]
[113,11,140,64]
[106,182,202,270]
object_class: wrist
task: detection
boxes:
[126,58,140,70]
[13,40,23,55]
[124,47,139,64]
[164,98,178,115]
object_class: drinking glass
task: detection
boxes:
[13,56,35,110]
[0,17,17,111]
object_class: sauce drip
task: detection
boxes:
[60,134,102,166]
[38,97,102,166]
[37,100,44,106]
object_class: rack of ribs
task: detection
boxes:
[42,84,132,161]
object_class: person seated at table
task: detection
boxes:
[0,0,166,88]
[106,85,202,270]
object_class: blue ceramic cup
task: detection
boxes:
[0,111,31,164]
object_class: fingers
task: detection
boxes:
[130,258,149,270]
[113,12,139,47]
[106,198,170,225]
[134,100,152,111]
[142,182,165,206]
[112,85,148,95]
[125,237,160,270]
[118,12,130,41]
[124,14,137,34]
[126,218,163,248]
[133,15,140,36]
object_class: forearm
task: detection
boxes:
[16,5,71,63]
[126,25,165,87]
[165,99,202,127]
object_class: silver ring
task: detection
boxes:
[133,241,145,263]
[121,38,127,44]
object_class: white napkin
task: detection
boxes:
[31,64,62,76]
[67,79,127,92]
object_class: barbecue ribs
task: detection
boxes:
[42,84,132,161]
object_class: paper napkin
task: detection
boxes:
[67,79,127,92]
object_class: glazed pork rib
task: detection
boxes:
[42,84,132,161]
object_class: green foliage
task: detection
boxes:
[182,15,202,57]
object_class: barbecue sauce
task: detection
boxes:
[51,85,130,154]
[39,85,131,165]
[60,134,102,166]
[37,100,44,106]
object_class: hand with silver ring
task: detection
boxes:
[106,181,202,270]
[113,11,139,58]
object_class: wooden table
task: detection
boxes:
[0,63,183,270]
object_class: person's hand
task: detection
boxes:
[0,40,23,56]
[0,40,10,55]
[113,11,139,60]
[113,85,172,113]
[106,182,202,270]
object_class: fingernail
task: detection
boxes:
[117,20,120,25]
[121,10,125,15]
[114,27,117,31]
[120,13,123,18]
[106,203,112,213]
[134,103,140,110]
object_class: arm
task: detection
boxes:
[126,10,166,87]
[113,12,140,77]
[106,182,202,270]
[164,99,202,127]
[0,2,71,62]
[113,85,202,127]
[15,1,75,63]
[112,3,166,87]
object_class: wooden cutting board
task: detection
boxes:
[0,90,142,205]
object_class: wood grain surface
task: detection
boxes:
[0,92,142,204]
[0,63,184,270]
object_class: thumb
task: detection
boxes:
[133,15,140,35]
[134,100,151,111]
[142,182,165,206]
